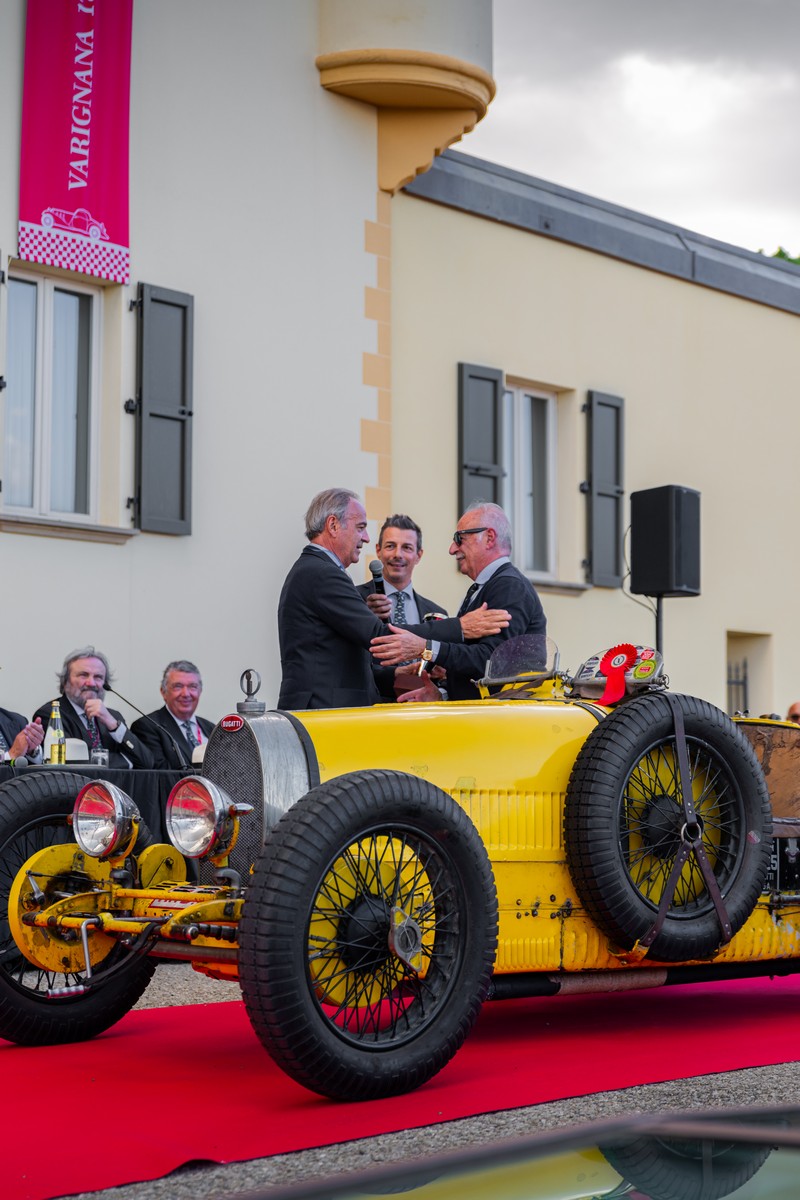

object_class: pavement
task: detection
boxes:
[55,961,800,1200]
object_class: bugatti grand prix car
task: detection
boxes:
[1,637,797,1101]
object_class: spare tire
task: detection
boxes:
[564,693,771,962]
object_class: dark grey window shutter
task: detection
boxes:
[134,283,194,534]
[458,362,504,513]
[584,390,624,587]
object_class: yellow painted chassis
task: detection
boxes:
[9,674,800,988]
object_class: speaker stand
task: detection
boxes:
[655,595,663,655]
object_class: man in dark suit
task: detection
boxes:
[371,502,547,702]
[131,660,215,769]
[0,707,44,762]
[34,647,153,769]
[356,514,447,701]
[277,489,511,711]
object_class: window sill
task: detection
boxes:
[0,514,137,545]
[532,578,592,596]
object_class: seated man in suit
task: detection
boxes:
[277,488,510,711]
[0,706,44,763]
[131,660,214,769]
[371,502,547,702]
[357,514,447,700]
[34,647,153,768]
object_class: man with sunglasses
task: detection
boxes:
[277,488,511,710]
[371,502,546,701]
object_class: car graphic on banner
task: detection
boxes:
[41,206,109,240]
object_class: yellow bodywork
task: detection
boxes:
[287,695,800,974]
[9,687,800,986]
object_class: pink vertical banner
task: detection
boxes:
[18,0,134,284]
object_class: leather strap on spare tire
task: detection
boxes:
[564,692,772,963]
[637,692,733,952]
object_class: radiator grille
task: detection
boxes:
[202,722,265,880]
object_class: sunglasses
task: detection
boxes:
[452,527,487,546]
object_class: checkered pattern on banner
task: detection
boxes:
[18,222,130,284]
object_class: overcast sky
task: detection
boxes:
[464,0,800,254]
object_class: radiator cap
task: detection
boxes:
[237,667,266,716]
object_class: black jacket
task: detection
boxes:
[131,706,215,770]
[431,562,547,701]
[0,707,27,757]
[33,696,155,769]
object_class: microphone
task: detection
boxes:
[368,559,385,594]
[104,684,192,770]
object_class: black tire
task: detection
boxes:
[238,770,498,1101]
[564,693,772,962]
[0,771,156,1045]
[602,1134,772,1200]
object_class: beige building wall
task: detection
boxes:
[391,190,800,711]
[0,0,493,720]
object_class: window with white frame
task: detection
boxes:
[4,272,101,521]
[503,383,557,577]
[457,363,558,580]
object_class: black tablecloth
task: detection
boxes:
[0,764,189,840]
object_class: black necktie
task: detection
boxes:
[182,721,198,748]
[457,582,480,617]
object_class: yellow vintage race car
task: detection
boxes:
[1,637,797,1101]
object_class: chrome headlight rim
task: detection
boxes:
[166,776,236,860]
[73,781,140,860]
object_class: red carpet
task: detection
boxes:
[3,975,800,1200]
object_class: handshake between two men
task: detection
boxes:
[366,591,510,702]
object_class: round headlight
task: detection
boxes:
[73,782,140,859]
[166,777,235,859]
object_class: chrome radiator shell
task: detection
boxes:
[201,710,316,876]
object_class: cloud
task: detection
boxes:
[463,3,800,253]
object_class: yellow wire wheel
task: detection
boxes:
[238,769,499,1101]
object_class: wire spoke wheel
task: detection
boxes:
[238,770,498,1100]
[565,694,772,962]
[621,737,744,918]
[0,772,155,1044]
[307,825,461,1048]
[0,812,74,987]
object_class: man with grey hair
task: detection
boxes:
[277,488,511,710]
[131,659,215,769]
[371,502,546,701]
[33,646,153,768]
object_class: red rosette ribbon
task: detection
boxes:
[598,643,637,705]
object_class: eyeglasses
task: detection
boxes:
[452,527,487,546]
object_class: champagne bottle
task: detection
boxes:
[47,700,67,765]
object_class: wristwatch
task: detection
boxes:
[417,640,434,676]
